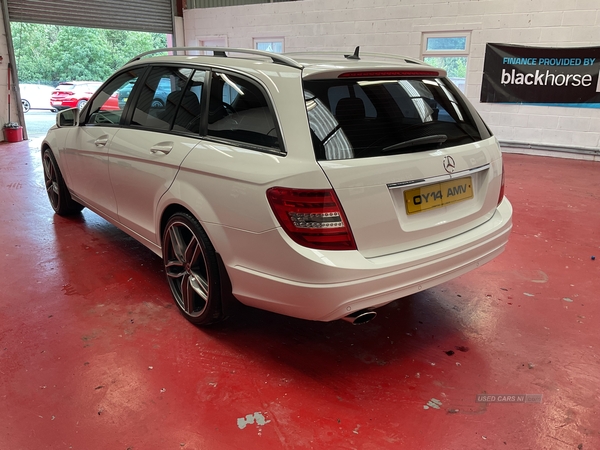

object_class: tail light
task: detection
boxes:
[266,187,357,251]
[497,162,505,206]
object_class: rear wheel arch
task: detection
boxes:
[160,206,227,325]
[160,204,195,247]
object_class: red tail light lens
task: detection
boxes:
[498,162,505,206]
[267,187,357,251]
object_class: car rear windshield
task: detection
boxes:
[55,84,76,92]
[304,77,492,161]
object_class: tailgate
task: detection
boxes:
[318,137,504,258]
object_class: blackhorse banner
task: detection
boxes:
[480,43,600,107]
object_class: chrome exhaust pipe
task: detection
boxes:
[341,309,377,325]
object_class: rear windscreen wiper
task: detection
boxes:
[382,134,447,153]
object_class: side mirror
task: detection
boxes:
[56,108,80,128]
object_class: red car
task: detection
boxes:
[51,81,103,110]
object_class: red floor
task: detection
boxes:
[1,140,599,450]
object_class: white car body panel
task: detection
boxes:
[108,128,199,242]
[19,84,54,111]
[63,126,118,218]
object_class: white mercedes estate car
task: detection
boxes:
[42,47,512,325]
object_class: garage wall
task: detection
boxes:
[0,5,22,140]
[183,0,600,156]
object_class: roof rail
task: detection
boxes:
[125,47,304,70]
[284,50,424,65]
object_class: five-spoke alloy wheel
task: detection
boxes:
[162,212,223,325]
[42,148,84,216]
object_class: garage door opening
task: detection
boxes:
[11,22,167,138]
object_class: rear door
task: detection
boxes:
[304,74,503,258]
[107,66,206,243]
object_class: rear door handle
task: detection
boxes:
[150,142,173,154]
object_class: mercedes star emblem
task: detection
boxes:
[443,156,456,174]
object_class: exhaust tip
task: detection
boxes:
[342,310,377,325]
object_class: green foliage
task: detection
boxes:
[424,56,467,79]
[11,23,167,85]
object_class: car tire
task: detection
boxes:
[42,148,85,216]
[77,100,87,110]
[162,212,225,326]
[22,99,31,113]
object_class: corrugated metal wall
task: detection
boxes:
[187,0,294,8]
[6,0,173,33]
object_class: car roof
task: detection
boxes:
[123,47,447,79]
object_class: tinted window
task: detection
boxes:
[131,67,203,133]
[172,70,206,134]
[86,70,141,125]
[304,77,491,160]
[207,72,280,151]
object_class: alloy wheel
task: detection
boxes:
[164,220,210,318]
[43,153,60,209]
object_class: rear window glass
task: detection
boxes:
[304,77,491,161]
[55,84,75,91]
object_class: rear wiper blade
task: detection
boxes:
[382,134,447,153]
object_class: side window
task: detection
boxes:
[131,67,203,133]
[86,70,141,125]
[173,70,206,134]
[207,72,280,151]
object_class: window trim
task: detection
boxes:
[81,63,287,156]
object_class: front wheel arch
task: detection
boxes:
[41,146,84,216]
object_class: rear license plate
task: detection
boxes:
[404,176,473,215]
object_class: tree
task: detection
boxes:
[424,56,467,79]
[11,23,167,85]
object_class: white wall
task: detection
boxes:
[183,0,600,155]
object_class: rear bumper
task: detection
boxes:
[50,103,70,110]
[207,197,513,322]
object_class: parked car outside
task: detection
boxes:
[41,47,512,326]
[19,83,55,113]
[118,77,171,108]
[50,81,103,110]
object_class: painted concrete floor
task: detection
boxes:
[0,139,599,450]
